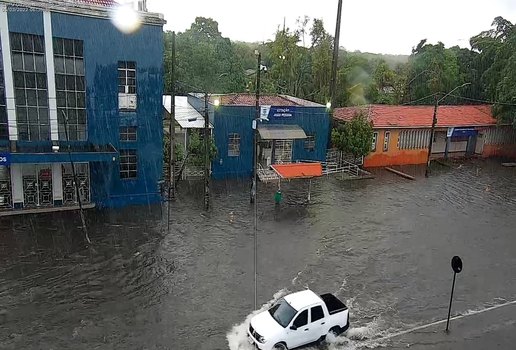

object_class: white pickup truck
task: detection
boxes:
[247,290,349,350]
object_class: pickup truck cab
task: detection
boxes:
[247,290,349,350]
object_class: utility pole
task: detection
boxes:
[61,111,91,244]
[204,92,210,210]
[251,51,261,205]
[425,95,439,178]
[253,50,261,310]
[329,0,343,117]
[168,31,176,200]
[425,83,470,177]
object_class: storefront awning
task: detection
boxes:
[8,143,118,164]
[271,162,323,179]
[257,125,307,140]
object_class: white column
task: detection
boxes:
[43,11,58,141]
[52,162,63,201]
[10,164,23,205]
[0,5,18,140]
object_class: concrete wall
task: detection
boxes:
[364,129,429,167]
[364,126,516,167]
[482,126,516,159]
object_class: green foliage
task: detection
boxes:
[309,19,333,104]
[164,17,246,94]
[187,130,218,166]
[470,17,516,125]
[166,16,516,126]
[163,132,184,163]
[331,112,373,159]
[405,41,460,103]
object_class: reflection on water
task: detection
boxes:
[0,159,515,349]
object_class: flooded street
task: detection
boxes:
[1,160,515,350]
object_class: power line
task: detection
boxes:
[448,94,516,107]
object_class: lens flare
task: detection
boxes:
[110,4,142,34]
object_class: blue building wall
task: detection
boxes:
[211,105,330,179]
[51,13,164,207]
[6,10,164,208]
[7,10,44,36]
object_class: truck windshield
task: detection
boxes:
[268,298,297,328]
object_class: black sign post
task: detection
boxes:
[446,256,463,332]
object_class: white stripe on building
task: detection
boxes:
[0,4,18,141]
[52,163,63,202]
[43,11,59,141]
[10,164,23,206]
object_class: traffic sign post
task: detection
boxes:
[446,256,463,332]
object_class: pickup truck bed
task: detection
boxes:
[320,293,347,315]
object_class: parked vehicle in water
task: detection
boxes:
[247,290,349,350]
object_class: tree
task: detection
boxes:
[309,19,333,104]
[164,17,246,94]
[471,17,516,125]
[187,130,218,166]
[163,132,184,164]
[405,40,460,104]
[331,112,373,161]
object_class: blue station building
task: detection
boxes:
[0,0,165,212]
[186,93,330,179]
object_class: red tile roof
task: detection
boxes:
[212,94,321,107]
[334,105,496,128]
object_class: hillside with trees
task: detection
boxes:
[164,16,516,125]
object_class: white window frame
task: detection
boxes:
[228,133,240,157]
[383,131,390,152]
[118,61,137,110]
[120,126,137,141]
[304,134,315,151]
[372,132,378,151]
[119,149,137,179]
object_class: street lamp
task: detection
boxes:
[213,99,220,107]
[425,82,471,177]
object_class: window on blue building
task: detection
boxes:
[228,133,240,156]
[118,61,136,94]
[54,38,86,141]
[304,134,315,151]
[0,37,8,140]
[120,126,137,141]
[10,33,49,141]
[120,149,137,179]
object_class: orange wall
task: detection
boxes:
[482,144,516,159]
[364,129,428,167]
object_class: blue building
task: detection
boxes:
[187,93,330,179]
[0,0,165,212]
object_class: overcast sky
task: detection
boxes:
[145,0,516,55]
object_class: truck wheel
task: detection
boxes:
[273,342,288,350]
[328,326,341,337]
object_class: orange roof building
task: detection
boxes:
[334,105,516,167]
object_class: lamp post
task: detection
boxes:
[425,83,471,177]
[251,51,261,204]
[251,50,261,310]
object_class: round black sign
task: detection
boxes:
[451,256,463,273]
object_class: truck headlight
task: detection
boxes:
[257,335,265,343]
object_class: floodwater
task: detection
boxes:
[0,159,515,350]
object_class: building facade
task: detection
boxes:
[0,0,165,212]
[334,105,516,167]
[186,93,330,179]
